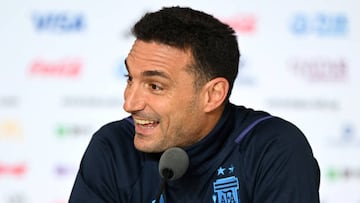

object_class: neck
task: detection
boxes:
[194,105,225,144]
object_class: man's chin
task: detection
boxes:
[134,138,163,153]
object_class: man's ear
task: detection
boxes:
[202,77,229,113]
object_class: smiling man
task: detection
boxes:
[124,40,225,153]
[69,6,320,203]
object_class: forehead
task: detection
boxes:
[125,40,193,73]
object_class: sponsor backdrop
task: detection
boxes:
[0,0,359,202]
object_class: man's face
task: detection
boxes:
[124,40,208,153]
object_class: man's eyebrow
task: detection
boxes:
[142,70,171,80]
[124,59,171,80]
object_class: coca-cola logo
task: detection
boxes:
[0,162,27,177]
[28,58,82,77]
[221,14,257,34]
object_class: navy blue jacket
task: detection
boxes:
[69,103,320,202]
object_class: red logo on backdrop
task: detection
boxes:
[0,162,27,177]
[221,14,257,33]
[29,58,82,77]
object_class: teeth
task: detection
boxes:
[134,119,156,125]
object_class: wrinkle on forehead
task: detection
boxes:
[127,40,193,71]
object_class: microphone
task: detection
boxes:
[159,147,189,180]
[155,147,189,202]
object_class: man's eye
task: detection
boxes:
[149,83,163,91]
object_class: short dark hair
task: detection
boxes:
[132,6,240,101]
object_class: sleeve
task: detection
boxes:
[244,118,320,203]
[68,126,130,203]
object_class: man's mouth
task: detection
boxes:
[134,118,159,128]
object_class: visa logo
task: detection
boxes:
[290,13,348,36]
[32,12,85,32]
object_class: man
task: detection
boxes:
[69,6,320,203]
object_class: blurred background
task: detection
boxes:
[0,0,359,202]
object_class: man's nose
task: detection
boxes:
[123,84,146,113]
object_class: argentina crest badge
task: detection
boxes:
[212,164,240,203]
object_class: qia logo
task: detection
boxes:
[212,164,240,203]
[290,13,348,36]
